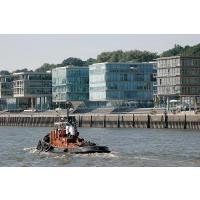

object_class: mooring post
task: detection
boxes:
[90,115,92,127]
[103,115,106,128]
[147,114,150,128]
[164,111,168,128]
[122,115,124,127]
[117,115,120,128]
[132,114,135,128]
[184,114,187,129]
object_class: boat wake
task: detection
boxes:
[23,146,118,166]
[23,147,38,154]
[73,151,119,158]
[133,156,160,161]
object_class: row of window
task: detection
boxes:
[158,86,200,95]
[182,78,200,85]
[90,82,152,91]
[67,69,88,77]
[158,77,180,86]
[157,86,181,95]
[53,85,89,93]
[157,68,180,77]
[181,87,200,95]
[13,80,52,87]
[13,88,52,95]
[52,77,88,85]
[53,93,89,101]
[181,59,200,67]
[106,91,152,100]
[158,58,180,68]
[90,91,152,100]
[158,58,200,68]
[13,74,51,81]
[181,68,200,76]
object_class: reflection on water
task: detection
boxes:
[1,127,200,166]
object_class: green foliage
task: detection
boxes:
[161,44,184,57]
[35,63,56,72]
[35,58,87,72]
[61,57,85,66]
[97,50,158,63]
[12,68,32,73]
[182,43,200,56]
[85,58,97,66]
[161,43,200,57]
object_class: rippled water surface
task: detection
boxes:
[1,127,200,166]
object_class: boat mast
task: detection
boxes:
[66,101,72,122]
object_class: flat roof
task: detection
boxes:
[13,71,51,75]
[90,61,156,66]
[157,56,200,60]
[53,65,89,70]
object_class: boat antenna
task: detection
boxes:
[66,101,72,122]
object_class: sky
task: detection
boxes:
[0,34,200,71]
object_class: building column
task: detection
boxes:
[189,96,191,111]
[40,97,42,111]
[180,96,182,110]
[44,96,46,110]
[31,98,34,109]
[166,97,169,111]
[194,96,197,111]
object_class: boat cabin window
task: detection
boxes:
[54,122,68,130]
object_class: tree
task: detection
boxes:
[85,58,97,66]
[35,63,56,72]
[110,50,123,62]
[96,50,158,63]
[161,43,200,57]
[61,57,85,66]
[161,44,184,57]
[97,52,112,62]
[12,68,31,73]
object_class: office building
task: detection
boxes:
[12,71,52,110]
[0,74,14,110]
[156,56,200,110]
[52,66,89,107]
[0,74,13,98]
[89,62,156,107]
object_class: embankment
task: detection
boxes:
[0,113,200,129]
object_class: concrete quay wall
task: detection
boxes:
[0,113,200,130]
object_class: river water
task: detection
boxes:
[0,127,200,167]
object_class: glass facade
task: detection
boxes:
[0,75,13,98]
[12,72,52,110]
[89,62,155,104]
[52,66,89,102]
[13,72,52,97]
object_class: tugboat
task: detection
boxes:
[36,117,110,154]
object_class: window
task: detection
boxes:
[124,74,128,81]
[120,73,128,81]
